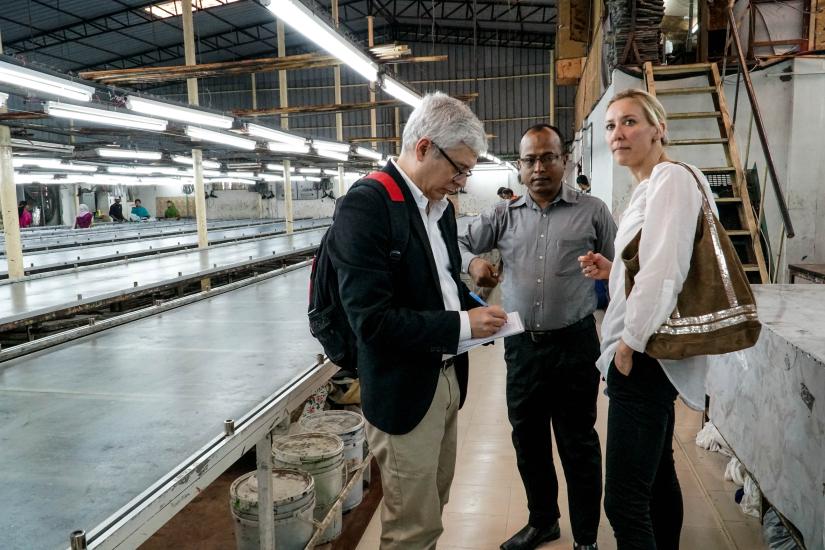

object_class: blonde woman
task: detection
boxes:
[580,89,717,549]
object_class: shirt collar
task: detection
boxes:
[391,158,449,216]
[517,184,581,210]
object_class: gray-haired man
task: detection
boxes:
[327,92,507,548]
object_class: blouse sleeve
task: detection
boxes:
[621,163,704,352]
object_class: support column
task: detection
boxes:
[368,16,378,151]
[394,107,401,155]
[182,0,208,249]
[251,73,258,111]
[283,160,294,234]
[255,432,275,550]
[332,0,347,198]
[0,30,23,280]
[549,50,556,125]
[278,22,294,233]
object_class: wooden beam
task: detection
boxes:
[234,93,478,117]
[79,54,449,85]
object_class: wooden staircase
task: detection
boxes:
[644,61,769,284]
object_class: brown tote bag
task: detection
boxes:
[621,162,762,360]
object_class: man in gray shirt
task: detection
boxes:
[459,124,616,550]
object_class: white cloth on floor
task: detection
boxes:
[695,421,732,456]
[724,457,747,486]
[740,475,762,518]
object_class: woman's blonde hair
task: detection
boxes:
[607,89,669,145]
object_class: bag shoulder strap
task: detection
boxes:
[354,171,410,265]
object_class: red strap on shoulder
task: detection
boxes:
[365,171,404,203]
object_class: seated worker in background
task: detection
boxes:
[164,200,180,220]
[19,201,33,228]
[74,204,93,229]
[130,198,150,221]
[109,197,125,222]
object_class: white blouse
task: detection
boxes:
[597,162,717,410]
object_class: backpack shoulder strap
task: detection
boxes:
[355,171,410,265]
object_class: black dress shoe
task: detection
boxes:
[500,521,561,550]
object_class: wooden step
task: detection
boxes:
[669,138,729,146]
[656,86,717,95]
[726,229,752,237]
[669,111,722,120]
[715,197,743,204]
[700,166,736,174]
[651,63,713,74]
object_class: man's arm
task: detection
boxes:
[328,186,463,355]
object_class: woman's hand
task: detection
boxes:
[614,339,634,376]
[578,251,612,280]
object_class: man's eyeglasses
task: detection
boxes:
[433,143,472,181]
[518,153,564,169]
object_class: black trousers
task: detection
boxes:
[604,351,683,550]
[503,316,602,544]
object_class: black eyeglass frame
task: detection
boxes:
[517,153,565,169]
[432,142,473,181]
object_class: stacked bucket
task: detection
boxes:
[229,409,366,548]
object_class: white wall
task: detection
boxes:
[458,168,523,215]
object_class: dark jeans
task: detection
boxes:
[604,351,683,550]
[503,316,602,544]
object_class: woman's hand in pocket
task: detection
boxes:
[615,339,634,376]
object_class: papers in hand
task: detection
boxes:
[457,311,524,355]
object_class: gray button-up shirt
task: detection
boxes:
[459,185,617,331]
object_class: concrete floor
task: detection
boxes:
[355,340,766,550]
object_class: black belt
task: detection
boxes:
[526,315,594,342]
[441,357,456,370]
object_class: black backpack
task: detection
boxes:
[308,172,410,374]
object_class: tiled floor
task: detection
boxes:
[355,341,765,550]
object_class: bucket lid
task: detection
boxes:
[231,468,314,516]
[272,432,344,463]
[299,410,365,436]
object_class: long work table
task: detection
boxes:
[4,218,289,253]
[0,228,326,330]
[707,285,825,549]
[0,218,329,277]
[0,264,335,549]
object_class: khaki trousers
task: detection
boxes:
[366,363,460,550]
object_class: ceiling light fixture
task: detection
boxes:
[299,168,322,174]
[262,0,379,82]
[127,96,234,129]
[171,155,221,169]
[265,164,296,172]
[46,102,168,131]
[0,61,95,102]
[185,126,256,150]
[355,146,383,160]
[246,123,307,146]
[312,139,350,153]
[268,142,311,154]
[12,158,97,172]
[97,148,162,160]
[315,149,349,161]
[382,76,422,108]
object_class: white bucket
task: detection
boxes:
[273,432,345,544]
[299,410,366,512]
[229,468,316,550]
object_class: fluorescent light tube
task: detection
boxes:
[246,123,307,146]
[12,158,97,172]
[172,155,221,169]
[127,96,234,129]
[186,126,256,150]
[382,77,422,108]
[259,173,284,182]
[355,146,383,160]
[312,139,350,153]
[224,171,255,178]
[97,148,162,160]
[11,139,74,153]
[268,142,311,154]
[46,102,168,131]
[264,0,379,82]
[0,61,95,102]
[303,176,322,182]
[265,164,296,172]
[299,168,322,174]
[316,149,348,161]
